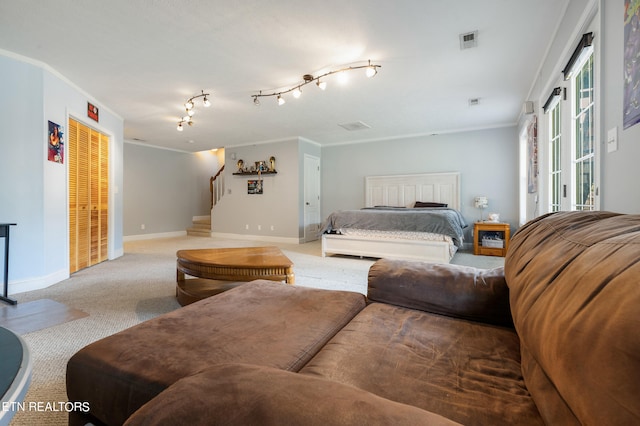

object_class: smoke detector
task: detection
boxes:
[460,31,478,50]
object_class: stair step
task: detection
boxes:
[188,216,211,236]
[187,227,212,237]
[191,222,211,230]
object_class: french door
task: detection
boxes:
[545,31,598,213]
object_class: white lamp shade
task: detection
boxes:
[474,196,488,209]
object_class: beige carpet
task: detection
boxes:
[7,236,503,425]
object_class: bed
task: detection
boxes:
[321,172,466,263]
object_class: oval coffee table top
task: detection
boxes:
[176,246,293,269]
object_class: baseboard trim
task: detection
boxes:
[9,268,69,296]
[123,231,187,242]
[210,232,301,245]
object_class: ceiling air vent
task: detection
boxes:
[338,121,371,131]
[460,31,478,50]
[468,98,480,106]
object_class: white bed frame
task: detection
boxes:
[322,172,461,263]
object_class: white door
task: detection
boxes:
[304,154,321,242]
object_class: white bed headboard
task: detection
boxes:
[365,172,461,210]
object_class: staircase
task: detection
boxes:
[187,216,212,237]
[186,164,225,237]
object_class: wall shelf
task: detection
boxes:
[232,171,277,176]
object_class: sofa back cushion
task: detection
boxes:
[505,211,640,425]
[368,259,512,327]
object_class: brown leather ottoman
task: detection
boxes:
[66,280,365,426]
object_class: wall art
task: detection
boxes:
[47,120,64,164]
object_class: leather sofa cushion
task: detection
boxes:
[505,211,640,425]
[124,363,463,426]
[300,303,543,426]
[67,280,366,426]
[368,259,512,327]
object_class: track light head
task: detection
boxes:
[316,80,327,90]
[292,87,302,99]
[365,59,378,77]
[203,96,211,107]
[277,95,285,106]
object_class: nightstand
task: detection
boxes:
[473,222,510,257]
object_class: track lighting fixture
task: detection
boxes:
[252,60,381,106]
[176,90,211,131]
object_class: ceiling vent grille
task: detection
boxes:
[338,121,371,131]
[460,31,478,50]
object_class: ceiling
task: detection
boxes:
[0,0,568,152]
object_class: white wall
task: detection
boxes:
[213,139,302,242]
[321,127,520,241]
[601,0,640,213]
[0,51,124,294]
[123,143,223,238]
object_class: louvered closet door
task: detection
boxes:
[69,121,78,273]
[69,118,109,273]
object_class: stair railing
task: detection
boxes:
[210,164,225,209]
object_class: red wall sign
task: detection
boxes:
[87,102,99,122]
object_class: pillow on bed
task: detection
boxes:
[414,201,448,208]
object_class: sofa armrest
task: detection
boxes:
[124,363,461,426]
[367,259,513,327]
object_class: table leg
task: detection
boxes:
[285,267,295,285]
[1,225,17,305]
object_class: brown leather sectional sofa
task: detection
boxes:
[66,211,640,425]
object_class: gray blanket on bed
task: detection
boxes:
[320,207,467,247]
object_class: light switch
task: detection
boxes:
[607,127,618,152]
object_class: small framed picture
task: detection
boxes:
[248,180,263,194]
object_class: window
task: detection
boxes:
[572,53,595,211]
[549,99,562,212]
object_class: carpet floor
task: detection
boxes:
[6,236,503,425]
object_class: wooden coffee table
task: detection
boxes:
[176,246,294,305]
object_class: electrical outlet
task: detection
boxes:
[607,127,618,152]
[141,224,145,230]
[270,225,274,231]
[258,225,261,231]
[245,224,249,230]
